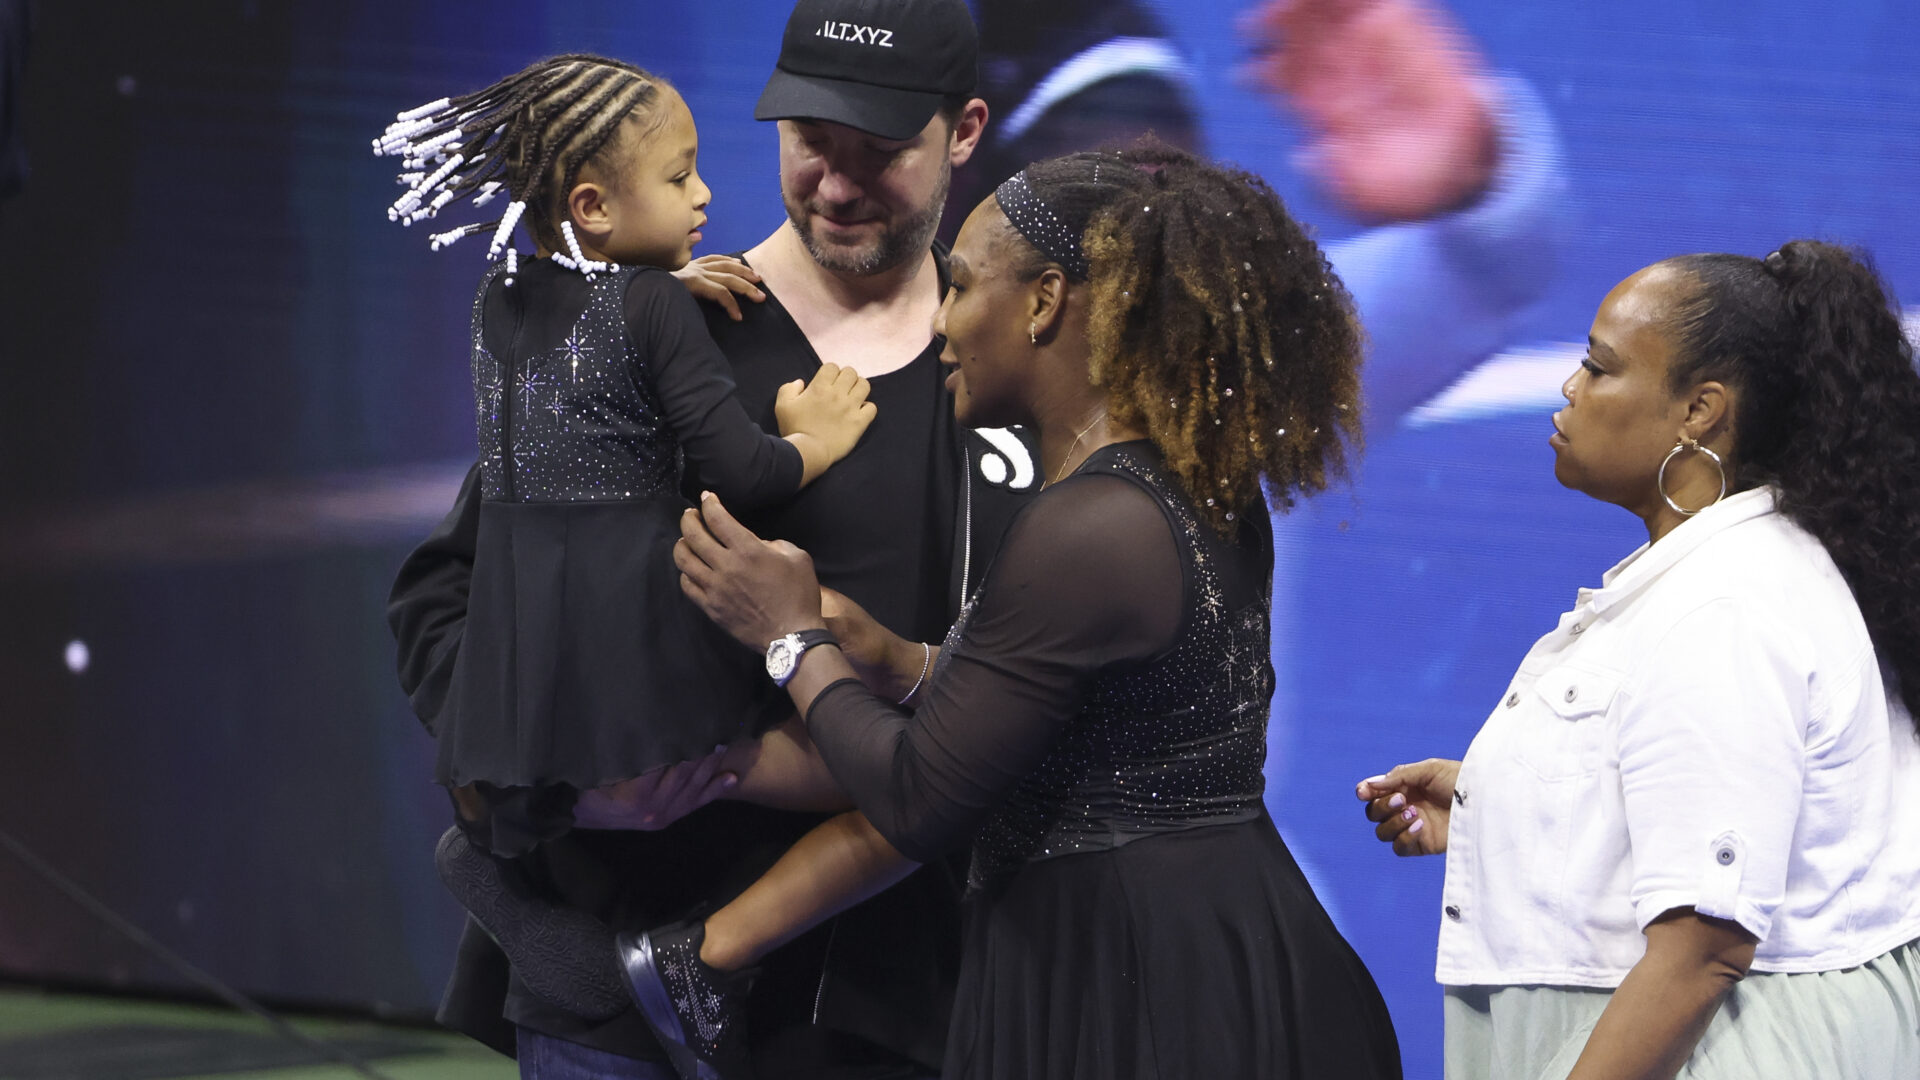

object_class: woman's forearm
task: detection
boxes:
[1565,909,1757,1080]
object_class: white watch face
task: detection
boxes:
[766,636,798,683]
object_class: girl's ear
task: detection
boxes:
[567,181,614,241]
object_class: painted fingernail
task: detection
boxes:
[722,775,739,788]
[1388,793,1406,810]
[1408,818,1426,835]
[1363,774,1389,785]
[1401,807,1417,822]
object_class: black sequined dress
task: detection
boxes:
[439,259,800,855]
[803,442,1402,1079]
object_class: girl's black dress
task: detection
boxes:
[802,442,1403,1079]
[440,259,799,855]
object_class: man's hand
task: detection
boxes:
[1243,0,1499,222]
[673,254,766,321]
[1357,758,1460,855]
[572,748,738,830]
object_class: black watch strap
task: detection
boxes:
[792,628,838,651]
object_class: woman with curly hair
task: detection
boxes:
[667,144,1402,1078]
[1360,242,1920,1079]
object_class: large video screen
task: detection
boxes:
[1,1,1914,1074]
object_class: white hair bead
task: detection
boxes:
[560,220,603,280]
[488,200,527,260]
[472,181,502,207]
[395,97,451,123]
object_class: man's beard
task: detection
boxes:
[786,166,950,276]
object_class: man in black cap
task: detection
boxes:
[389,1,1030,1077]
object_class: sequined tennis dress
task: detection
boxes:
[438,259,800,855]
[802,443,1403,1079]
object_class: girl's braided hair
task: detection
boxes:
[374,55,668,265]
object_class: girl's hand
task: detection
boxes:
[776,363,875,456]
[673,254,766,321]
[1357,758,1460,855]
[775,364,876,485]
[675,492,825,650]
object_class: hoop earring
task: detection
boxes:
[1657,437,1727,517]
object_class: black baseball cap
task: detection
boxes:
[754,0,978,141]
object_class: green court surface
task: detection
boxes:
[0,986,515,1080]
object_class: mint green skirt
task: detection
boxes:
[1444,939,1920,1080]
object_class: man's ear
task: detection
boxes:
[948,98,989,168]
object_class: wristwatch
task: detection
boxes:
[766,628,838,687]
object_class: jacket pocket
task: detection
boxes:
[1513,665,1619,781]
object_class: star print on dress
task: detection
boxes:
[561,325,590,383]
[468,264,683,503]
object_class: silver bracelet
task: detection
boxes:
[897,641,932,705]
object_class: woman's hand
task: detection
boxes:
[1357,758,1460,855]
[822,586,931,703]
[672,254,766,321]
[675,492,825,650]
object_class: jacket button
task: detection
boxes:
[1717,847,1736,866]
[1445,905,1462,921]
[1453,788,1467,807]
[1564,686,1579,703]
[1570,622,1586,634]
[1505,692,1520,708]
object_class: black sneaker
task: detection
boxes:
[615,921,756,1080]
[433,826,630,1020]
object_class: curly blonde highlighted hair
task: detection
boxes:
[1007,143,1363,532]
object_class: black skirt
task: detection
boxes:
[946,813,1402,1080]
[437,498,789,853]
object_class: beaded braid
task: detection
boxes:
[1008,144,1364,534]
[373,54,668,283]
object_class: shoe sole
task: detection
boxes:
[618,931,721,1080]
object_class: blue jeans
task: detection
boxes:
[515,1026,678,1080]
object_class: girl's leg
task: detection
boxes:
[712,717,856,813]
[701,809,918,971]
[617,730,922,1080]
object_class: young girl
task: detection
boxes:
[375,55,881,1024]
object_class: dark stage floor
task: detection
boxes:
[0,987,513,1080]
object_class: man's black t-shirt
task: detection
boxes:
[701,264,957,647]
[389,247,1040,1074]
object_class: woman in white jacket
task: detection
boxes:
[1360,240,1920,1079]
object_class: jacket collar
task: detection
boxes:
[1578,486,1778,616]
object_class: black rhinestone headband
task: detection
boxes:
[995,169,1089,282]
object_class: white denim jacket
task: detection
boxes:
[1437,487,1920,988]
